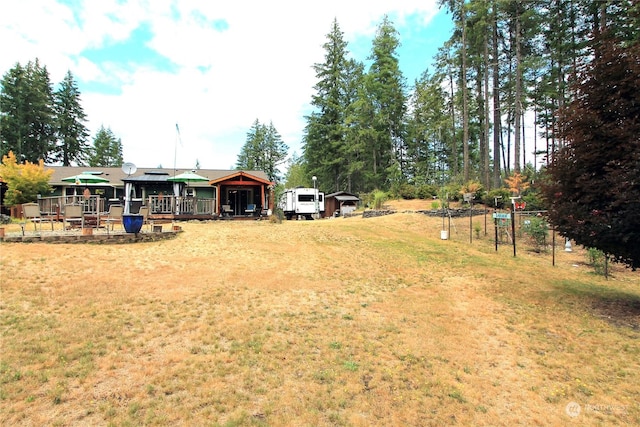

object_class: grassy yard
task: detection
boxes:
[1,203,638,426]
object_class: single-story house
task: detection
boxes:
[26,166,274,220]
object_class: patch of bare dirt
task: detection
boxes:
[591,297,640,330]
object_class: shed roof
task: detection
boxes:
[334,195,360,202]
[326,191,360,200]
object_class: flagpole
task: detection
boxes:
[174,123,181,215]
[174,123,179,178]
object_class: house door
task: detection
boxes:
[227,189,252,215]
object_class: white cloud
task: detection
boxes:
[2,0,443,169]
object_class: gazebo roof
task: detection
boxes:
[208,170,273,186]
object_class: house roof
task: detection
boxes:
[45,166,269,187]
[208,170,273,186]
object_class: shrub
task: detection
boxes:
[586,248,607,276]
[474,222,482,239]
[442,182,462,202]
[416,184,438,200]
[459,180,483,205]
[270,208,284,224]
[484,188,511,208]
[523,216,549,252]
[522,190,545,211]
[396,183,416,200]
[373,190,388,210]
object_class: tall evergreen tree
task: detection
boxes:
[433,41,461,178]
[303,19,350,192]
[283,153,308,189]
[88,125,123,167]
[0,59,56,163]
[406,70,451,186]
[342,58,367,192]
[367,16,407,187]
[237,119,288,183]
[491,0,504,187]
[54,70,90,166]
[237,119,265,171]
[262,121,289,183]
[440,0,472,181]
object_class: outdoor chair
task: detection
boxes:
[102,205,123,233]
[22,203,55,233]
[63,204,84,230]
[245,204,256,216]
[222,204,233,217]
[138,206,150,230]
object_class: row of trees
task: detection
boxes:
[0,59,123,167]
[300,1,638,194]
[297,1,639,269]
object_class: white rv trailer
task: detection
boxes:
[279,187,325,220]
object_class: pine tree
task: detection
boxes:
[54,70,90,166]
[262,122,288,183]
[89,126,123,167]
[304,19,350,192]
[0,59,56,163]
[367,16,407,188]
[237,120,288,183]
[237,119,265,171]
[406,70,451,186]
[283,153,308,189]
[342,58,367,192]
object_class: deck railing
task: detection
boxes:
[37,195,106,215]
[147,195,216,215]
[35,195,217,217]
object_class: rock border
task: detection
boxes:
[1,230,181,244]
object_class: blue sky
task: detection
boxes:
[1,1,453,170]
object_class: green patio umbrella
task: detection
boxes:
[166,171,209,183]
[167,171,209,214]
[168,171,209,196]
[62,173,110,197]
[62,173,110,184]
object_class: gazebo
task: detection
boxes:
[209,171,274,217]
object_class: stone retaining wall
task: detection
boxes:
[362,208,488,219]
[1,230,181,244]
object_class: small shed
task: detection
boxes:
[325,191,360,217]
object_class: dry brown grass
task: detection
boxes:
[1,201,639,426]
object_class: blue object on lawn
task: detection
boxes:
[122,214,143,234]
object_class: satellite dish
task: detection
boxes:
[122,162,137,175]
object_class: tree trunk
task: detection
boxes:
[483,29,491,188]
[492,0,502,188]
[461,1,470,181]
[514,0,522,173]
[449,53,458,177]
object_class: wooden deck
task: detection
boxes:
[22,196,269,225]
